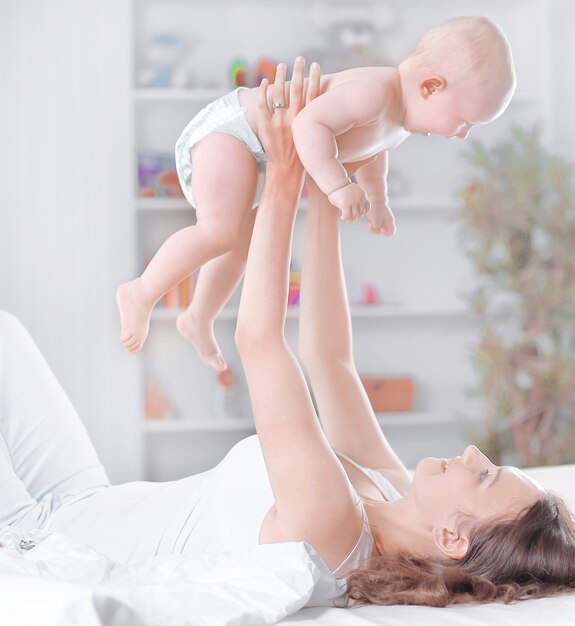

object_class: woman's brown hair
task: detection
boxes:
[346,492,575,607]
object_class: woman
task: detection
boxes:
[1,59,574,608]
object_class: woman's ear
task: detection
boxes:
[432,525,470,560]
[420,76,447,98]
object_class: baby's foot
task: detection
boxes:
[116,278,155,353]
[367,203,396,236]
[176,310,227,372]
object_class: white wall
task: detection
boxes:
[548,0,575,157]
[0,0,142,482]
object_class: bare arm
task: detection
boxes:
[291,81,385,224]
[291,80,383,194]
[354,151,388,201]
[298,173,411,495]
[235,59,362,568]
[354,151,396,234]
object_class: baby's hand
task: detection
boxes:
[327,183,370,224]
[366,198,396,236]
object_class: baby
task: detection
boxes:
[117,16,516,370]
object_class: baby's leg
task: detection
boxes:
[116,133,259,352]
[177,207,256,371]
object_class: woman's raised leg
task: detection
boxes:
[0,311,109,526]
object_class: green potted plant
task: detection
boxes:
[458,126,575,466]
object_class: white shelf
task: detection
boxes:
[143,411,457,433]
[136,197,192,211]
[391,197,459,213]
[152,303,468,321]
[134,88,542,109]
[144,418,255,432]
[135,196,459,213]
[134,87,228,102]
[376,411,456,427]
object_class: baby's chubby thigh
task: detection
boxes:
[190,132,259,249]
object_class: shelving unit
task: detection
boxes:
[144,410,462,433]
[151,303,469,322]
[132,0,551,479]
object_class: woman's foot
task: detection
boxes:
[116,278,155,353]
[176,309,227,371]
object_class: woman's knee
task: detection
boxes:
[0,311,28,339]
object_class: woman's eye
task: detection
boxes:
[479,469,490,482]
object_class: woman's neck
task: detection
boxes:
[366,497,437,559]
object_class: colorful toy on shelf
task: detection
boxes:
[159,270,197,309]
[230,58,249,87]
[288,265,301,307]
[360,376,414,413]
[138,152,184,198]
[212,365,242,419]
[144,382,174,420]
[228,56,280,88]
[361,283,381,305]
[252,57,276,85]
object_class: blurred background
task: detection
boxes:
[1,0,574,483]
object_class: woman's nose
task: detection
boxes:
[462,444,492,467]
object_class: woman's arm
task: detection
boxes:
[235,59,363,569]
[298,174,412,495]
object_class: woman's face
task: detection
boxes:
[410,445,543,529]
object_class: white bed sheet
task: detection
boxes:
[279,594,575,626]
[278,463,575,626]
[0,534,343,626]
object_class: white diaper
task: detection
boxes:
[175,87,267,208]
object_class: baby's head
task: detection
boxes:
[399,16,516,138]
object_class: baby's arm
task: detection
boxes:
[354,152,396,235]
[291,81,386,223]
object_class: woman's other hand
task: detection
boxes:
[257,57,321,175]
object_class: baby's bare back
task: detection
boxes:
[240,66,409,164]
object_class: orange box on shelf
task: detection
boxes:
[360,377,414,412]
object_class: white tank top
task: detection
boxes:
[45,435,402,577]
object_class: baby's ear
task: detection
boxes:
[432,525,470,560]
[420,76,447,98]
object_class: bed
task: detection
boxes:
[0,464,573,626]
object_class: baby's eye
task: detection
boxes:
[479,469,490,482]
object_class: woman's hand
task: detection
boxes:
[257,57,321,176]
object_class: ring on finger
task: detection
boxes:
[272,102,285,109]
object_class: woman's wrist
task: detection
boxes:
[265,165,304,191]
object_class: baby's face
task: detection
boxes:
[404,78,513,139]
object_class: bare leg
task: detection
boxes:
[116,133,259,352]
[177,207,256,371]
